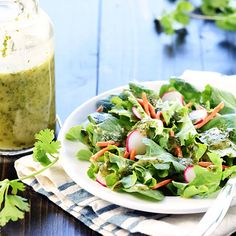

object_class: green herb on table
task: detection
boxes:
[0,129,61,227]
[156,0,236,35]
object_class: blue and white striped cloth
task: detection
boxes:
[15,155,236,236]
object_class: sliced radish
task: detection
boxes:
[126,130,146,155]
[184,166,196,183]
[96,172,107,187]
[189,109,208,125]
[162,91,184,104]
[132,106,142,120]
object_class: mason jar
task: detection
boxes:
[0,0,56,155]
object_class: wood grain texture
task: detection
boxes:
[1,0,236,235]
[40,0,100,121]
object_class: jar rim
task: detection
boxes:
[0,0,39,30]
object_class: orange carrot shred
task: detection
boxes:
[175,146,183,158]
[124,150,130,159]
[148,103,157,119]
[151,179,172,190]
[137,98,144,106]
[195,102,224,129]
[90,147,110,161]
[130,149,136,161]
[96,105,103,112]
[96,141,119,147]
[142,92,150,116]
[198,161,228,170]
[169,130,175,137]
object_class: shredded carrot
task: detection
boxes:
[130,149,136,161]
[124,150,130,159]
[148,103,157,119]
[96,141,119,147]
[138,98,157,119]
[142,92,150,116]
[195,102,224,129]
[175,146,183,158]
[156,111,162,119]
[96,105,104,112]
[137,98,144,106]
[90,147,110,161]
[185,102,193,109]
[169,130,175,137]
[151,179,172,190]
[198,161,229,170]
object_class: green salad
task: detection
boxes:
[66,78,236,201]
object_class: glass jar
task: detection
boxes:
[0,0,55,155]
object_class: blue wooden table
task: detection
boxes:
[1,0,236,235]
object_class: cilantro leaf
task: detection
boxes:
[33,129,60,166]
[0,180,30,227]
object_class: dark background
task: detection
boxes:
[1,0,236,235]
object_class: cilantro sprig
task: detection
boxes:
[0,129,61,227]
[156,0,236,35]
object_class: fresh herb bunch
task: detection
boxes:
[0,129,61,227]
[156,0,236,35]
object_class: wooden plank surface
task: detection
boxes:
[1,0,236,236]
[40,0,99,121]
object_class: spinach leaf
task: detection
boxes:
[199,128,236,158]
[210,87,236,114]
[136,138,185,172]
[76,149,92,161]
[169,78,202,103]
[201,114,236,142]
[123,185,164,201]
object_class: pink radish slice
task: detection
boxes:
[132,107,142,120]
[96,172,107,187]
[184,166,196,183]
[162,91,184,104]
[189,109,208,125]
[126,130,146,155]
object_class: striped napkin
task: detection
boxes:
[15,71,236,236]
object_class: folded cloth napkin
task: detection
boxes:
[15,71,236,236]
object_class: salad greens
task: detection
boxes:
[66,78,236,201]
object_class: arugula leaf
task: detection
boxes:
[33,129,60,166]
[0,180,30,227]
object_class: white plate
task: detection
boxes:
[58,80,236,214]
